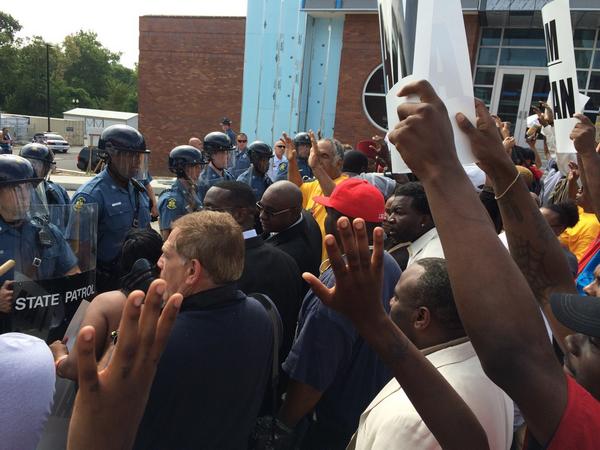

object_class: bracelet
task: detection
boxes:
[55,354,68,374]
[494,172,521,200]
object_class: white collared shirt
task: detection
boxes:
[407,227,445,266]
[350,340,513,450]
[242,229,258,240]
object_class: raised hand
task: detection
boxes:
[67,279,182,450]
[387,80,460,182]
[307,130,320,170]
[571,114,599,156]
[281,132,296,161]
[303,217,386,333]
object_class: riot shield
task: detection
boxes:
[1,203,98,341]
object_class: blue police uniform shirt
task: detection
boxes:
[158,179,202,231]
[45,180,71,231]
[228,148,251,179]
[69,167,151,265]
[0,217,77,284]
[198,165,235,202]
[236,166,273,200]
[282,251,400,443]
[275,158,313,182]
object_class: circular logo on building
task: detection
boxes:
[167,198,177,210]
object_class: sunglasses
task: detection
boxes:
[275,145,285,149]
[256,202,294,217]
[237,139,247,143]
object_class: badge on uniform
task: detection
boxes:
[278,162,288,173]
[167,198,177,210]
[74,197,85,212]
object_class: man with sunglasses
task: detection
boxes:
[228,132,251,178]
[268,139,288,181]
[260,181,322,288]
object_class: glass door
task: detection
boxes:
[491,68,550,146]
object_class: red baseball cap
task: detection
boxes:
[313,178,385,223]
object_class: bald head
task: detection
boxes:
[259,181,303,233]
[189,137,202,150]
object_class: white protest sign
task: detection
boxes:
[385,0,476,173]
[542,0,589,158]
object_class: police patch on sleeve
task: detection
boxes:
[167,198,177,210]
[74,196,85,212]
[277,161,288,173]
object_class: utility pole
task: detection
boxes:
[46,43,51,132]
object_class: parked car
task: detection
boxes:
[77,146,103,173]
[43,133,70,153]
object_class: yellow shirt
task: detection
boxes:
[559,207,600,260]
[300,175,349,260]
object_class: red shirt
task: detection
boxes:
[547,375,600,450]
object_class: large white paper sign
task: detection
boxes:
[385,0,476,173]
[542,0,589,157]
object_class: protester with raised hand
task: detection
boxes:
[388,79,599,448]
[570,114,600,221]
[303,216,489,450]
[67,279,182,450]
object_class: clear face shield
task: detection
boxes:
[0,182,34,222]
[184,163,204,183]
[210,150,231,170]
[28,159,53,181]
[109,149,149,181]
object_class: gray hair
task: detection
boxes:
[321,138,345,163]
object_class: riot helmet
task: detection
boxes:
[168,145,207,179]
[248,141,273,176]
[0,155,43,222]
[202,131,233,170]
[98,124,150,181]
[19,143,56,179]
[293,132,312,159]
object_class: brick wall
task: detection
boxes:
[138,16,245,176]
[334,15,384,147]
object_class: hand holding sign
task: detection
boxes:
[388,80,461,182]
[67,279,182,450]
[570,114,599,156]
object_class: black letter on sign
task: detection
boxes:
[551,77,575,120]
[545,19,561,66]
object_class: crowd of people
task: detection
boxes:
[0,80,600,450]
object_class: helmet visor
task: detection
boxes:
[110,150,149,181]
[29,159,53,180]
[0,183,33,222]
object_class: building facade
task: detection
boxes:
[138,1,600,175]
[63,108,138,147]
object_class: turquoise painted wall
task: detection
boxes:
[241,0,344,143]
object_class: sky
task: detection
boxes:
[2,0,247,68]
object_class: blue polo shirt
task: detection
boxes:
[134,284,274,450]
[0,217,77,284]
[158,179,202,231]
[237,166,273,200]
[68,168,150,265]
[283,251,401,445]
[198,165,235,202]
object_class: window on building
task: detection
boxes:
[363,65,388,131]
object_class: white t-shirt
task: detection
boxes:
[0,333,56,450]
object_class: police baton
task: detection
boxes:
[0,259,16,278]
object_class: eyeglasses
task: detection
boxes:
[203,205,238,213]
[237,139,247,143]
[256,202,294,217]
[275,145,285,149]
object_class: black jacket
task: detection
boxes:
[238,235,303,361]
[264,210,322,285]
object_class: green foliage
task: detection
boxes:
[0,14,137,117]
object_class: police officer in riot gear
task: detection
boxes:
[198,131,235,202]
[0,155,80,332]
[275,132,314,181]
[19,143,70,230]
[69,124,151,293]
[158,145,208,239]
[237,141,274,200]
